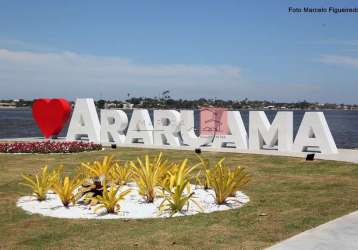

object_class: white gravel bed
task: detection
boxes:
[17,183,249,219]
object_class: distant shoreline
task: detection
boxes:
[1,107,358,111]
[1,98,358,111]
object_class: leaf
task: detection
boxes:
[130,153,168,202]
[52,175,82,207]
[208,160,250,204]
[20,166,54,201]
[88,179,131,214]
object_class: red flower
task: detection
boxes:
[0,141,102,154]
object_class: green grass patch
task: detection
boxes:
[0,148,358,249]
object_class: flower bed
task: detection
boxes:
[0,141,102,153]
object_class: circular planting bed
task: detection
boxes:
[17,153,251,219]
[17,183,249,219]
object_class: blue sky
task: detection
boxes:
[0,0,357,103]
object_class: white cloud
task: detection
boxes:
[0,49,240,77]
[0,48,356,103]
[0,48,241,99]
[318,54,358,69]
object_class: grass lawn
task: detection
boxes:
[1,148,358,249]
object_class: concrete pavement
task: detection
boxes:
[267,211,358,250]
[1,137,358,164]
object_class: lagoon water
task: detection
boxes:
[0,108,357,149]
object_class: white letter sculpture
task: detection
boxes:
[64,102,338,156]
[249,111,293,151]
[153,110,181,146]
[100,109,128,144]
[66,98,101,143]
[180,110,207,147]
[293,112,338,154]
[125,109,153,144]
[212,111,248,149]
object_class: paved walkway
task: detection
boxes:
[115,145,358,164]
[1,137,358,164]
[267,211,358,250]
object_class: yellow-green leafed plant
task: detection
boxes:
[229,166,250,197]
[130,152,169,202]
[162,159,197,189]
[160,162,201,216]
[81,155,116,178]
[195,155,225,190]
[52,176,82,207]
[91,180,131,214]
[160,180,195,216]
[20,165,54,201]
[208,161,250,205]
[49,165,64,184]
[110,161,132,185]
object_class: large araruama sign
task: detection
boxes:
[62,98,337,154]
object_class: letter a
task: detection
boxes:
[66,98,101,143]
[293,112,337,154]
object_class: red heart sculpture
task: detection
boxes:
[32,99,72,138]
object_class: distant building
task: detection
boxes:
[0,102,16,108]
[122,102,134,109]
[104,102,118,109]
[264,105,275,110]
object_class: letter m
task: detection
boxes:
[249,111,293,151]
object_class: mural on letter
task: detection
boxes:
[200,108,229,136]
